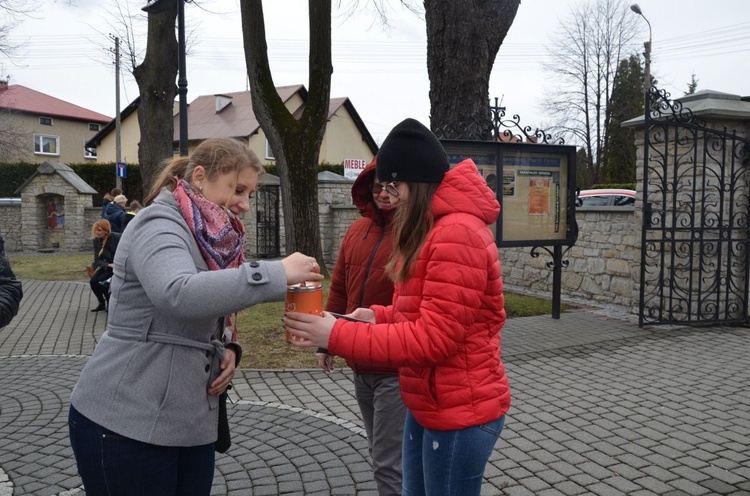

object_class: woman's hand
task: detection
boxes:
[284,311,337,348]
[209,347,236,396]
[349,308,375,323]
[282,252,324,286]
[316,353,335,372]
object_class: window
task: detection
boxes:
[34,134,59,155]
[39,117,53,126]
[265,139,275,160]
[89,123,100,131]
[84,140,97,159]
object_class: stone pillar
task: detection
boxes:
[623,90,750,322]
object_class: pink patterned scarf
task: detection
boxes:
[173,178,245,339]
[173,178,245,270]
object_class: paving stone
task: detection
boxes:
[2,281,750,495]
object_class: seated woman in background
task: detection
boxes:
[89,219,119,312]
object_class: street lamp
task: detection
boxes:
[630,4,652,102]
[142,0,189,157]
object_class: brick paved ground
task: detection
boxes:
[1,280,748,495]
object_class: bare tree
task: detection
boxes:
[0,0,40,162]
[0,0,40,61]
[425,0,520,136]
[240,0,331,270]
[542,0,638,185]
[0,106,28,161]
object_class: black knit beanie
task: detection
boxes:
[376,118,449,183]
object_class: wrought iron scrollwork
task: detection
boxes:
[639,85,750,326]
[647,86,702,127]
[530,245,573,270]
[434,98,565,145]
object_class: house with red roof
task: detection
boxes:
[87,84,377,166]
[0,81,111,164]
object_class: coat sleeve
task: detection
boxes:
[0,277,23,328]
[126,208,288,320]
[0,254,22,328]
[324,230,351,314]
[329,222,489,368]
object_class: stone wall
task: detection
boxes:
[318,175,359,266]
[0,204,21,251]
[237,173,357,262]
[500,206,639,307]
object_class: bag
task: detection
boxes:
[86,264,95,278]
[215,388,231,453]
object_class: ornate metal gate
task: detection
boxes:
[256,184,280,258]
[639,87,750,326]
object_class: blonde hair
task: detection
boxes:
[386,182,440,283]
[144,138,264,205]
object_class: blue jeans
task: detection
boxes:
[402,411,505,496]
[68,405,215,495]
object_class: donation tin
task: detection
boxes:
[284,283,323,342]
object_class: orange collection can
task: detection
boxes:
[284,283,323,342]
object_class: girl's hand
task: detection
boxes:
[350,307,375,323]
[284,311,337,348]
[209,348,236,396]
[282,252,324,285]
[316,353,335,372]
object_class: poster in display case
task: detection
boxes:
[441,139,577,248]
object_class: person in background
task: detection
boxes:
[319,157,406,495]
[89,219,119,312]
[286,118,510,496]
[69,137,323,495]
[104,194,128,233]
[122,200,143,230]
[101,187,122,218]
[0,230,23,328]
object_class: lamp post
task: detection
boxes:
[630,3,652,104]
[142,0,188,157]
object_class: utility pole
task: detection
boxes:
[111,35,123,190]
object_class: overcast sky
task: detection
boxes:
[4,0,749,144]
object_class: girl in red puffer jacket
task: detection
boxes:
[286,118,510,496]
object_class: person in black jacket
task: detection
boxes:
[89,219,119,312]
[101,187,122,218]
[122,200,142,231]
[0,231,23,328]
[104,194,128,234]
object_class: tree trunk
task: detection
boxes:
[240,0,332,272]
[133,8,179,198]
[425,0,520,135]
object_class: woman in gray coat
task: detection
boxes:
[69,138,323,495]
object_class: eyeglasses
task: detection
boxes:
[370,181,400,197]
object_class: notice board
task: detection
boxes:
[440,139,577,247]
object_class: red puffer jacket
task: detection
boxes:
[329,159,510,430]
[325,159,397,375]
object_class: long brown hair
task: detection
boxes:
[144,137,263,205]
[386,182,440,283]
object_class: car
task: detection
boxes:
[576,189,635,207]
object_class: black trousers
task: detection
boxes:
[89,268,113,305]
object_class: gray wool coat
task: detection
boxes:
[71,188,287,446]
